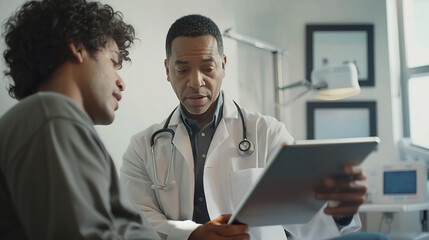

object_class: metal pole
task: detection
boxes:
[223,28,288,55]
[223,29,288,121]
[273,51,284,122]
[421,210,428,232]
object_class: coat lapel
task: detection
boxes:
[168,108,194,172]
[206,94,240,166]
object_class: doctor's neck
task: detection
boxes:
[183,97,219,129]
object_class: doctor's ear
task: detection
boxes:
[222,55,227,71]
[164,59,170,82]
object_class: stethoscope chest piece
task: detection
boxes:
[150,100,256,191]
[238,138,254,157]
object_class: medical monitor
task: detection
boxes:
[373,162,427,204]
[384,170,417,195]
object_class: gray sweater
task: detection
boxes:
[0,92,159,240]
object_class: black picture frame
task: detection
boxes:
[307,101,377,140]
[306,24,374,87]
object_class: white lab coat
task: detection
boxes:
[120,94,362,240]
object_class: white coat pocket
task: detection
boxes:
[230,168,264,209]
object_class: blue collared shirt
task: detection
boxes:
[180,93,224,224]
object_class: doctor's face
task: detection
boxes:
[164,35,226,116]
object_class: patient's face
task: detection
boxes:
[77,39,125,125]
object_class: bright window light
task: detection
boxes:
[403,0,429,67]
[408,74,429,149]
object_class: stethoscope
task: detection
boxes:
[149,101,255,190]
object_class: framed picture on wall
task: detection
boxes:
[306,24,374,86]
[307,101,377,140]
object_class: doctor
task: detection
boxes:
[121,14,369,240]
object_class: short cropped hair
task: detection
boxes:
[2,0,135,100]
[165,14,223,59]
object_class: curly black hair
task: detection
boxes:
[165,14,223,60]
[2,0,135,100]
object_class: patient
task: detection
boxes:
[0,0,159,239]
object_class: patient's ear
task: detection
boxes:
[68,42,85,63]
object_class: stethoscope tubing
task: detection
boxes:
[150,101,253,189]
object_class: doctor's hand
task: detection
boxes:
[314,164,367,219]
[188,214,249,240]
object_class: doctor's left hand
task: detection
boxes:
[314,164,367,218]
[188,214,250,240]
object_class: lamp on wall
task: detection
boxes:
[278,63,360,101]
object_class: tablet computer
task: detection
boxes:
[228,137,380,226]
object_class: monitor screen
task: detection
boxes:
[383,170,417,194]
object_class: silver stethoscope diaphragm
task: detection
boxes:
[238,138,254,157]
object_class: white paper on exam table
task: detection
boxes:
[228,137,380,226]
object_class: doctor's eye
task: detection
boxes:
[176,68,188,74]
[203,67,214,73]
